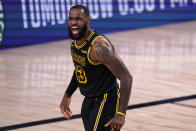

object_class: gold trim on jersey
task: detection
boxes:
[87,35,108,65]
[81,50,88,54]
[93,93,108,131]
[74,32,95,49]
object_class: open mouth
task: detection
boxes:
[72,26,80,35]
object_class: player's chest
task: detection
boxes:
[71,47,89,67]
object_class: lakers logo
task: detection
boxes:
[75,65,87,84]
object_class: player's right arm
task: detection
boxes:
[60,71,78,119]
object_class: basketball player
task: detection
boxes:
[60,5,133,131]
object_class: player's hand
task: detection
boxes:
[104,114,125,130]
[60,94,72,119]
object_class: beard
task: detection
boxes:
[68,24,88,40]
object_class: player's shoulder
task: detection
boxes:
[91,37,114,60]
[93,35,111,48]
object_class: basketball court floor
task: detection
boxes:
[0,21,196,131]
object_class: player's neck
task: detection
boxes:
[76,29,92,46]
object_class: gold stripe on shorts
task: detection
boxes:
[93,93,108,131]
[116,89,120,113]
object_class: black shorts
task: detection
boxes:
[81,89,120,131]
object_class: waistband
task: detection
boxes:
[85,88,119,99]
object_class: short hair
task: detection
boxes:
[70,5,89,17]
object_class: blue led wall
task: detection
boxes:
[0,0,196,49]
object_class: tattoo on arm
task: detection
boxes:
[94,39,133,114]
[95,41,129,79]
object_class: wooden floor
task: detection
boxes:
[0,21,196,131]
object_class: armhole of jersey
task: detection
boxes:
[87,35,107,65]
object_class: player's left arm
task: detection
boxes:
[90,37,133,130]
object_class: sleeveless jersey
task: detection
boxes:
[70,31,119,97]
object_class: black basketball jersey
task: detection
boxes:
[70,31,119,97]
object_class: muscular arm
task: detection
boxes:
[60,71,78,119]
[90,37,133,114]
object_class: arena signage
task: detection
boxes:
[21,0,192,29]
[1,0,196,49]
